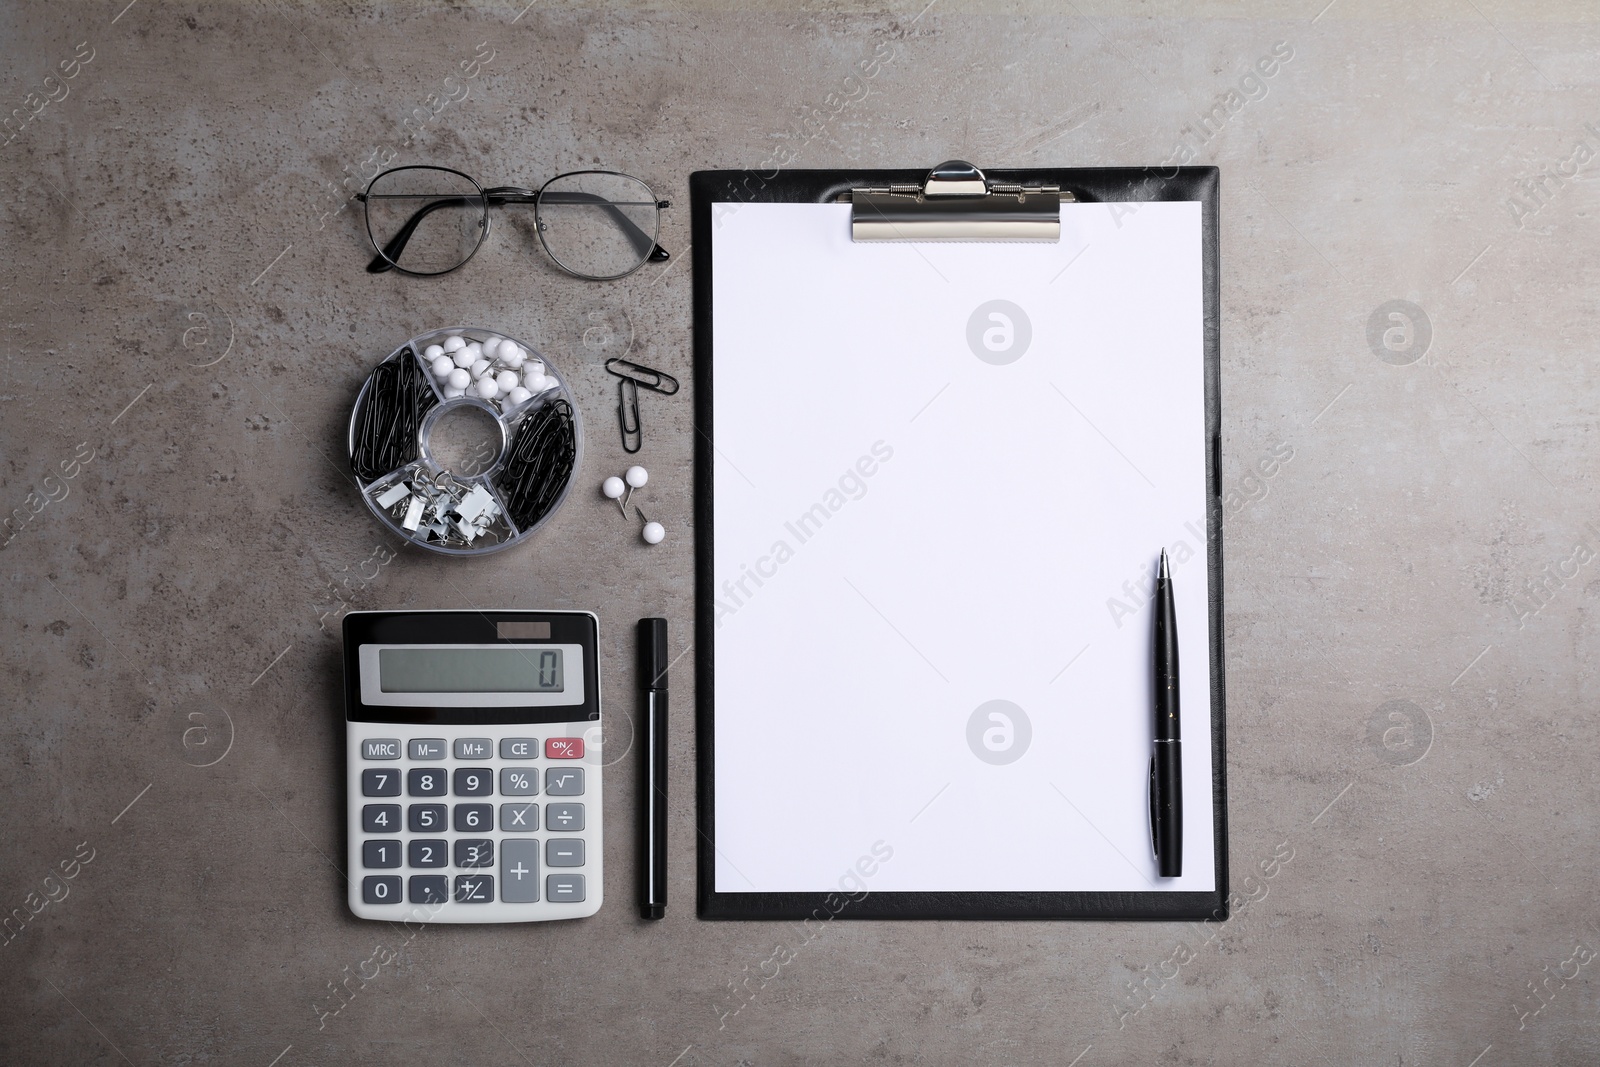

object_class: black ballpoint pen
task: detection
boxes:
[1150,549,1183,878]
[639,618,669,919]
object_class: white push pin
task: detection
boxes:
[637,508,665,545]
[623,464,648,508]
[602,475,626,515]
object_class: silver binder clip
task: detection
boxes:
[847,160,1073,242]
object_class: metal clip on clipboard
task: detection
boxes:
[843,159,1075,242]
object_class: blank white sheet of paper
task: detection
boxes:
[710,201,1215,894]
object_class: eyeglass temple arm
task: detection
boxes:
[488,189,670,262]
[361,194,481,274]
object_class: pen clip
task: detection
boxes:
[1148,754,1158,862]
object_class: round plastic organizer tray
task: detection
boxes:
[347,326,584,556]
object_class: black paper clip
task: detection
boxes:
[605,357,680,396]
[606,357,678,453]
[618,378,642,454]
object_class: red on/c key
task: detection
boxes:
[546,738,583,759]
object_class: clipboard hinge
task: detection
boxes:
[846,160,1073,242]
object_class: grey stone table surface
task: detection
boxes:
[3,1,1598,1064]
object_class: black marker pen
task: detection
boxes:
[639,618,668,919]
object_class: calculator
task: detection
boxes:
[342,610,602,922]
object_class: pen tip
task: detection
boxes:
[1159,549,1169,578]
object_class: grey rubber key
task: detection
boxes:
[546,874,585,902]
[408,875,447,904]
[407,767,446,797]
[501,839,539,903]
[408,804,446,833]
[545,803,584,831]
[500,738,538,759]
[546,838,585,867]
[362,804,399,833]
[362,875,401,904]
[454,874,493,903]
[500,767,538,796]
[408,839,446,868]
[454,839,494,868]
[362,739,401,759]
[409,739,446,760]
[454,738,492,759]
[500,802,538,832]
[453,767,493,797]
[363,839,401,868]
[453,803,492,833]
[361,769,400,797]
[545,767,584,796]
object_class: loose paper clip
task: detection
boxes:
[618,378,642,454]
[605,357,680,396]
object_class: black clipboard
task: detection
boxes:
[691,162,1227,921]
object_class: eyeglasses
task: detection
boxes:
[356,165,671,280]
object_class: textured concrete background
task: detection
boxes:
[3,1,1598,1064]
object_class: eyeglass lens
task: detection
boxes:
[364,167,486,275]
[535,172,660,281]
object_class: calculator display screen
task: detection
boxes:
[379,647,563,693]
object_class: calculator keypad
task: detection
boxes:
[350,727,598,922]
